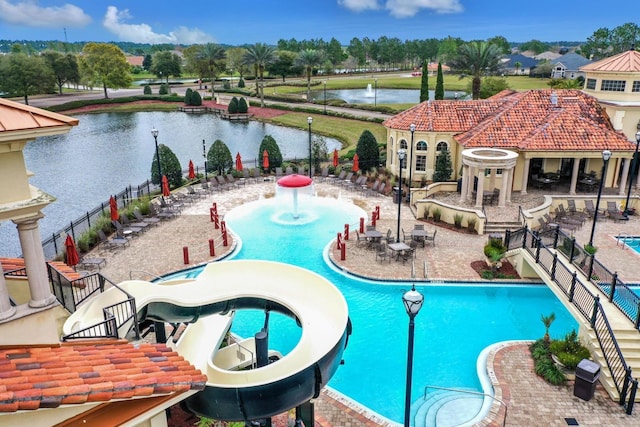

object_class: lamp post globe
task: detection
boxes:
[151,128,162,183]
[307,117,313,178]
[589,149,612,246]
[623,131,640,216]
[407,124,416,203]
[396,148,406,242]
[402,284,424,427]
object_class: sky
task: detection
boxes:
[0,0,635,46]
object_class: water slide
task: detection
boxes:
[63,260,351,421]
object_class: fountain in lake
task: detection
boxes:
[275,174,314,223]
[365,83,374,97]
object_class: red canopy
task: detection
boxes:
[262,150,269,170]
[65,235,79,267]
[352,153,359,172]
[236,152,243,171]
[188,160,196,179]
[332,149,339,167]
[162,175,170,196]
[109,195,118,221]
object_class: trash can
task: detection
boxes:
[573,359,600,401]
[393,186,401,203]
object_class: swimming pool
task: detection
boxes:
[617,235,640,255]
[164,195,577,423]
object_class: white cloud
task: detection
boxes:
[0,0,91,28]
[102,6,213,44]
[338,0,463,18]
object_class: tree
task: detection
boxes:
[311,135,328,174]
[81,42,132,99]
[326,37,347,66]
[225,47,249,81]
[471,76,510,99]
[207,139,233,175]
[581,23,640,59]
[258,135,283,172]
[294,49,324,100]
[267,50,296,82]
[513,61,522,75]
[197,43,226,99]
[150,51,182,83]
[355,130,379,172]
[419,60,429,102]
[519,39,549,55]
[0,53,54,104]
[42,51,80,95]
[437,36,463,63]
[432,147,453,182]
[448,41,502,100]
[541,312,556,345]
[435,62,444,100]
[142,54,152,71]
[487,35,511,55]
[151,144,182,187]
[530,60,553,78]
[243,43,276,107]
[347,37,366,68]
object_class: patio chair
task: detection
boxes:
[424,229,437,247]
[401,228,412,243]
[119,213,150,232]
[285,166,293,175]
[112,219,143,237]
[583,199,596,217]
[377,182,386,196]
[401,246,416,264]
[317,167,329,182]
[354,230,367,248]
[364,179,380,196]
[275,167,284,178]
[329,170,346,185]
[149,203,176,220]
[414,224,424,230]
[227,173,244,188]
[607,201,628,222]
[97,229,129,249]
[567,200,589,221]
[134,208,161,226]
[385,228,393,244]
[375,243,390,264]
[298,165,306,176]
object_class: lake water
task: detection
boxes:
[310,88,470,104]
[0,111,341,257]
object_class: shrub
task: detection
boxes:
[191,91,202,106]
[530,339,566,385]
[423,206,430,220]
[228,96,239,114]
[184,88,193,105]
[467,217,477,232]
[237,77,245,88]
[453,213,463,228]
[355,130,379,172]
[223,80,231,90]
[238,97,248,113]
[583,243,597,255]
[143,84,152,95]
[432,208,442,222]
[159,83,169,95]
[549,330,591,370]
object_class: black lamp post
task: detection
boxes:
[623,131,640,216]
[402,284,424,427]
[374,78,378,107]
[323,80,327,115]
[151,128,162,183]
[407,124,416,203]
[589,150,612,246]
[202,139,207,181]
[307,116,313,178]
[396,148,406,242]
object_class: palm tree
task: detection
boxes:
[242,43,276,107]
[294,49,324,100]
[448,41,502,99]
[197,43,226,100]
[514,61,522,75]
[541,312,556,345]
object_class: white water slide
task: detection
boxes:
[63,260,351,421]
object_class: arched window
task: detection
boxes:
[400,139,408,150]
[436,141,448,152]
[417,141,427,151]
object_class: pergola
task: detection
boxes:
[460,148,518,208]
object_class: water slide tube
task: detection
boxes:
[63,260,351,421]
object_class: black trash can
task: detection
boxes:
[574,359,600,401]
[393,186,401,203]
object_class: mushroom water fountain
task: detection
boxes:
[276,174,314,222]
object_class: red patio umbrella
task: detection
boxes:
[236,152,243,171]
[262,149,269,171]
[188,160,196,179]
[109,195,118,221]
[352,153,359,172]
[333,149,339,168]
[64,235,79,267]
[162,175,170,196]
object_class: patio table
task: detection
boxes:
[388,242,410,261]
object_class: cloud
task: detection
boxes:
[0,0,91,28]
[103,6,213,44]
[338,0,463,18]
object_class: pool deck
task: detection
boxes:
[86,180,640,426]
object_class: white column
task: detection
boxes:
[499,168,509,207]
[489,168,496,191]
[459,164,469,203]
[521,158,531,195]
[15,217,56,308]
[0,263,17,321]
[475,168,485,207]
[506,167,515,203]
[466,166,475,202]
[619,158,631,196]
[570,159,580,195]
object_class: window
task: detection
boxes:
[400,139,408,150]
[633,81,640,92]
[416,141,427,151]
[416,155,427,172]
[600,80,626,92]
[436,141,448,152]
[586,78,596,90]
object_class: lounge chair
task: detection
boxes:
[317,167,329,182]
[285,166,293,175]
[607,201,628,222]
[583,199,596,217]
[375,243,390,263]
[77,256,106,270]
[329,170,346,185]
[134,208,161,226]
[242,169,255,184]
[215,175,231,191]
[567,199,589,221]
[149,203,176,220]
[377,182,386,196]
[340,172,354,188]
[275,167,284,178]
[364,180,380,196]
[298,165,306,176]
[112,219,143,237]
[97,229,129,249]
[119,213,150,232]
[227,173,244,188]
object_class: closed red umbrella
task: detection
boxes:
[352,153,359,172]
[65,235,79,267]
[262,149,269,171]
[333,149,339,167]
[236,152,243,171]
[162,175,170,196]
[109,195,118,221]
[188,160,196,179]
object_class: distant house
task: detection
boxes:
[550,53,592,79]
[126,55,144,67]
[534,51,562,61]
[500,54,539,75]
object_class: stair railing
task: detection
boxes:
[423,385,507,426]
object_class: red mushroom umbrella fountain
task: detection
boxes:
[277,174,313,219]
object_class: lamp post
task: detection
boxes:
[589,150,612,246]
[323,80,327,115]
[396,148,406,242]
[307,117,313,178]
[374,78,378,107]
[402,284,424,427]
[623,131,640,216]
[151,128,162,183]
[202,139,207,181]
[407,124,416,203]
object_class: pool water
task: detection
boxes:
[618,236,640,255]
[167,195,578,423]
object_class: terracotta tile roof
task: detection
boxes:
[1,258,84,282]
[580,49,640,73]
[384,89,635,153]
[0,98,78,134]
[0,341,207,412]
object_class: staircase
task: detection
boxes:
[410,388,485,427]
[484,220,522,235]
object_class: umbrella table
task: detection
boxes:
[236,152,243,171]
[109,195,119,221]
[352,153,359,172]
[188,160,196,179]
[65,235,79,268]
[162,175,171,196]
[333,149,339,168]
[262,150,269,171]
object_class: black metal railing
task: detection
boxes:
[48,265,109,313]
[505,226,638,414]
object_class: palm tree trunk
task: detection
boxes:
[472,76,481,100]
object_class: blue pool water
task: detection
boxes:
[618,236,640,255]
[164,195,578,423]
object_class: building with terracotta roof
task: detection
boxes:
[383,89,637,206]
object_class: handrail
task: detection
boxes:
[235,340,256,369]
[423,385,507,426]
[423,260,428,279]
[518,205,526,227]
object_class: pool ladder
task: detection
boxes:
[617,232,630,249]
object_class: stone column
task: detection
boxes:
[0,264,17,321]
[15,217,56,308]
[475,168,485,207]
[521,158,531,195]
[459,164,468,203]
[466,166,475,203]
[506,166,515,203]
[489,168,496,191]
[570,159,580,195]
[499,168,509,207]
[619,158,631,196]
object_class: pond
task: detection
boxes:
[310,88,470,104]
[0,111,341,257]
